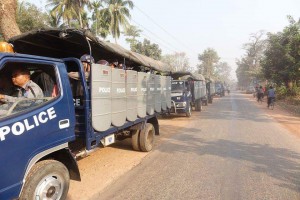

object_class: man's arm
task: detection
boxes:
[0,94,23,103]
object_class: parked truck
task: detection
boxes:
[0,29,171,200]
[170,72,206,117]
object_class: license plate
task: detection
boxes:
[102,134,115,146]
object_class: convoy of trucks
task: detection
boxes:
[0,28,227,200]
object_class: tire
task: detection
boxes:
[195,100,199,111]
[186,103,192,117]
[139,123,155,152]
[20,160,70,200]
[199,100,202,112]
[131,129,141,151]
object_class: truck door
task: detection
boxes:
[0,57,75,199]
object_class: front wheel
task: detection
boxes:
[20,160,70,200]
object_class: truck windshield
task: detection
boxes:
[171,81,187,92]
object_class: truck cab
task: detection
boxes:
[170,72,206,117]
[215,82,225,97]
[171,80,192,117]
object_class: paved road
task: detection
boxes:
[97,92,300,200]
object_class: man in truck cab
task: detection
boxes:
[0,68,44,102]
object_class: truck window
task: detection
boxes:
[172,81,186,92]
[0,62,59,119]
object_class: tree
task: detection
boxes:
[124,25,141,48]
[261,16,300,88]
[90,0,110,39]
[197,48,220,78]
[0,0,21,41]
[48,11,64,28]
[91,0,102,35]
[236,58,252,88]
[161,52,190,72]
[236,31,267,88]
[74,0,91,28]
[131,39,162,60]
[215,62,231,83]
[17,2,49,32]
[102,0,134,43]
[47,0,76,27]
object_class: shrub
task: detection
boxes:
[275,85,288,99]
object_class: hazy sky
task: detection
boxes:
[27,0,300,79]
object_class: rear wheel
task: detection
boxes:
[20,160,70,200]
[199,100,203,112]
[139,123,155,152]
[131,129,141,151]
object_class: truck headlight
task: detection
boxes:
[183,102,186,107]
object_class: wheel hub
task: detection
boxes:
[35,174,64,200]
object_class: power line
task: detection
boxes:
[134,5,198,54]
[131,19,180,53]
[138,31,177,54]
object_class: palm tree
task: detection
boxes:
[47,0,76,27]
[91,0,103,35]
[74,0,92,28]
[124,25,141,48]
[0,0,21,40]
[102,0,134,43]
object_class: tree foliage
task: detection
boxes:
[261,16,300,88]
[124,25,141,48]
[215,62,231,83]
[101,0,134,43]
[197,48,220,78]
[236,31,266,87]
[161,52,190,72]
[131,39,162,60]
[17,1,49,32]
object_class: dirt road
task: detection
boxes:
[67,91,300,200]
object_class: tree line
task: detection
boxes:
[236,16,300,97]
[0,0,233,82]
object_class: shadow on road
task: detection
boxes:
[157,124,300,193]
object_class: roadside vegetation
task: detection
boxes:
[236,17,300,112]
[0,0,298,97]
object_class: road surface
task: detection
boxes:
[67,91,300,200]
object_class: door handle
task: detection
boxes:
[59,119,70,129]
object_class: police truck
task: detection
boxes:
[0,29,171,200]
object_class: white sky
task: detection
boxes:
[26,0,300,80]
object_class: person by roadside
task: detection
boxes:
[267,85,276,108]
[257,86,264,102]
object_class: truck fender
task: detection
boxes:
[24,144,81,183]
[147,117,159,135]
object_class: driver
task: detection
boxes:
[0,68,44,103]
